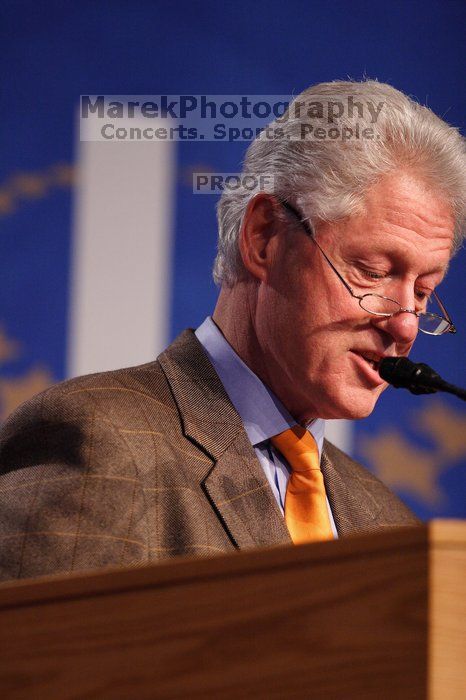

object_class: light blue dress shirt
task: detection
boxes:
[195,316,338,538]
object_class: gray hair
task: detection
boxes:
[213,79,466,287]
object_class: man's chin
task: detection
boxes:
[316,387,385,421]
[343,389,387,420]
[294,381,387,423]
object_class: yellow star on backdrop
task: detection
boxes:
[0,327,20,364]
[13,173,47,197]
[414,400,466,462]
[0,190,15,215]
[0,367,53,423]
[359,429,448,507]
[51,163,75,187]
[0,162,74,219]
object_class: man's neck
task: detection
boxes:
[213,282,269,384]
[212,283,315,426]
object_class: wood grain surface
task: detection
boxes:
[0,523,461,699]
[429,520,466,700]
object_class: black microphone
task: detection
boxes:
[379,357,466,401]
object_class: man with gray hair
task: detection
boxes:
[0,80,464,581]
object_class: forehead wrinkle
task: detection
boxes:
[375,203,454,242]
[374,220,453,258]
[361,171,455,239]
[375,221,453,250]
[365,171,454,223]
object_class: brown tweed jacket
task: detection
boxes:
[0,330,419,582]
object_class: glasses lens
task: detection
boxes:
[418,313,451,335]
[359,295,400,316]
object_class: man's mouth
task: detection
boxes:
[353,350,383,373]
[361,351,381,371]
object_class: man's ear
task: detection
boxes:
[239,194,281,282]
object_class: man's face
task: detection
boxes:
[253,173,455,422]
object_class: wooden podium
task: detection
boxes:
[0,521,464,699]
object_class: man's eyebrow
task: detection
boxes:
[419,260,450,280]
[353,244,451,278]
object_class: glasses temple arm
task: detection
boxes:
[280,200,359,299]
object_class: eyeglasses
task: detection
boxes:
[280,200,456,336]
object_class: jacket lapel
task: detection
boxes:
[203,432,291,549]
[158,330,291,550]
[321,440,381,536]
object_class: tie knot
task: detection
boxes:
[270,425,320,473]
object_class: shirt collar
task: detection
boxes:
[195,316,325,458]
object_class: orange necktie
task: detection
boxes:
[271,425,333,544]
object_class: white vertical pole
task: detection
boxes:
[68,119,175,377]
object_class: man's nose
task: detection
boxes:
[371,308,419,346]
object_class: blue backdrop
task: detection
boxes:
[1,0,465,519]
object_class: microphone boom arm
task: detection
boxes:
[379,357,466,401]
